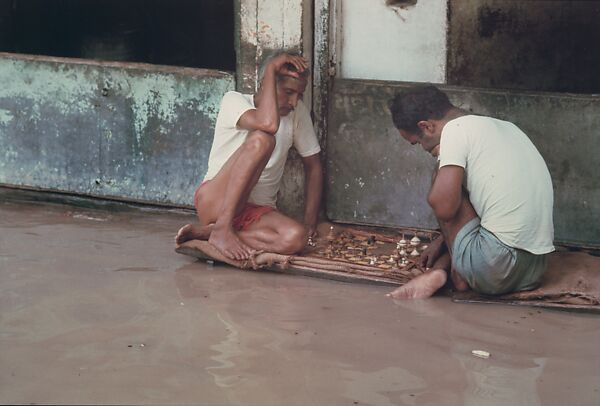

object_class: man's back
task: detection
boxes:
[439,115,554,254]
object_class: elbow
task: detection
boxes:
[259,119,279,135]
[432,206,456,222]
[428,195,459,222]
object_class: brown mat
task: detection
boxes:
[452,251,600,313]
[175,223,600,313]
[175,223,438,286]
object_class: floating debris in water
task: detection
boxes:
[471,350,490,359]
[72,214,107,222]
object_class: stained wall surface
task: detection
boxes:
[447,1,600,93]
[327,79,600,247]
[0,53,234,206]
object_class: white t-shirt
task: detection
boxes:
[439,115,554,255]
[204,91,321,207]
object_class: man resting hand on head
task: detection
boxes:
[175,52,323,261]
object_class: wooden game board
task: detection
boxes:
[176,222,440,286]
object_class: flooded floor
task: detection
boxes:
[1,192,599,405]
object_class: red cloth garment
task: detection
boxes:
[231,203,276,231]
[194,181,275,230]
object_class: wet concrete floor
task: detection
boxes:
[1,193,599,405]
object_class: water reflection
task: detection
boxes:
[459,355,545,405]
[342,367,427,406]
[206,312,245,389]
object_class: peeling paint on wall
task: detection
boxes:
[0,108,13,125]
[128,74,178,143]
[0,53,234,206]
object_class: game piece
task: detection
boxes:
[327,226,336,241]
[299,225,440,282]
[410,236,421,246]
[397,235,407,248]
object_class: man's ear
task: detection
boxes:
[417,120,433,134]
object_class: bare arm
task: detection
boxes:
[301,153,323,237]
[237,54,308,134]
[427,165,464,221]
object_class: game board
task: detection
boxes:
[176,222,440,286]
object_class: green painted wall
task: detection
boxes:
[0,53,234,206]
[327,79,600,248]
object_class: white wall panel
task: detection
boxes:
[340,0,447,83]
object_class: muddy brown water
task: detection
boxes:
[1,196,599,405]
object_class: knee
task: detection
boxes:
[244,130,276,157]
[279,224,308,254]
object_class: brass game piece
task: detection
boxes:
[397,236,407,249]
[327,225,336,241]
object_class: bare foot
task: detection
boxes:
[208,225,253,260]
[387,269,447,299]
[175,224,213,245]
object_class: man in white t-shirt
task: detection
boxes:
[175,52,323,261]
[387,86,554,299]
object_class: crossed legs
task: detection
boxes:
[388,190,477,299]
[176,130,308,259]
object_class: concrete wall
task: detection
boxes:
[327,79,600,248]
[0,0,314,216]
[339,0,447,82]
[0,53,234,206]
[236,0,311,93]
[448,1,600,93]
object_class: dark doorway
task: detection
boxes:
[0,0,235,71]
